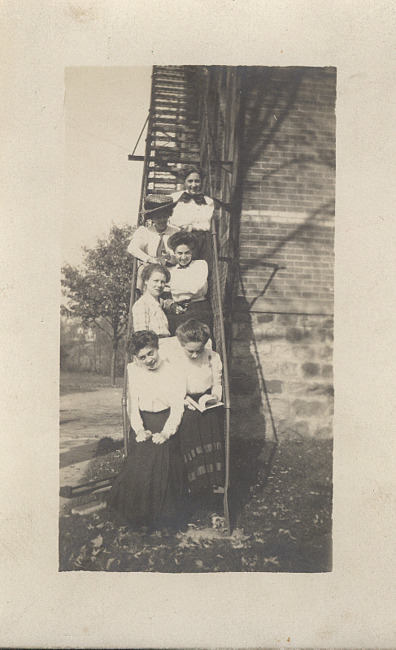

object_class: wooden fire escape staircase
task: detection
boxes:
[127,65,245,533]
[61,66,244,532]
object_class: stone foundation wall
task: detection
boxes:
[231,310,333,438]
[230,68,335,439]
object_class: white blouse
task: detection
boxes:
[169,190,214,231]
[132,291,170,337]
[164,342,223,401]
[169,259,208,303]
[127,359,185,438]
[128,224,178,263]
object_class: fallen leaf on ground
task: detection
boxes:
[91,534,103,548]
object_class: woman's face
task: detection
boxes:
[174,244,192,267]
[135,345,160,370]
[184,172,202,195]
[145,271,167,298]
[182,341,206,360]
[152,214,169,233]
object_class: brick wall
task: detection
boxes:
[230,67,336,438]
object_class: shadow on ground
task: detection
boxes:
[59,434,332,573]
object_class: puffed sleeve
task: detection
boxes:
[128,226,150,262]
[190,260,209,295]
[210,351,223,401]
[127,363,145,433]
[132,296,148,332]
[161,366,186,438]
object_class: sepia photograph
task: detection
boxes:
[60,65,335,573]
[2,0,395,646]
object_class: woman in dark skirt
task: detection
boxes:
[174,319,225,496]
[107,331,185,530]
[165,231,213,337]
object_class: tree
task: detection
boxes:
[61,225,134,385]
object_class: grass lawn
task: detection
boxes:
[59,434,332,573]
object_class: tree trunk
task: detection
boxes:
[111,341,118,386]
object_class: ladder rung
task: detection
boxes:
[154,69,191,77]
[153,107,189,114]
[154,86,198,95]
[153,85,192,93]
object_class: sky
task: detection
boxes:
[63,67,152,266]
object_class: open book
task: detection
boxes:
[185,394,223,413]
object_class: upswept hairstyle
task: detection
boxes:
[128,330,159,356]
[176,319,211,346]
[178,164,205,182]
[167,231,196,253]
[141,263,170,284]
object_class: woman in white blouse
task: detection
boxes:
[132,263,170,337]
[174,319,225,496]
[169,166,214,269]
[107,330,185,531]
[127,195,178,293]
[166,231,213,336]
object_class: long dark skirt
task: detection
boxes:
[167,299,213,337]
[179,395,225,495]
[191,230,213,271]
[107,410,184,528]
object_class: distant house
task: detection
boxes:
[77,326,96,342]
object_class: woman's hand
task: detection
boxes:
[152,432,167,445]
[184,397,195,410]
[169,302,187,314]
[136,429,152,443]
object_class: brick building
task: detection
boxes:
[134,65,336,440]
[232,67,335,439]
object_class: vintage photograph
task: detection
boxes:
[60,65,335,572]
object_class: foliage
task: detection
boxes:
[60,319,127,377]
[59,437,332,572]
[61,225,134,382]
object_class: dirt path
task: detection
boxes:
[59,386,123,510]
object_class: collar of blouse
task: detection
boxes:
[184,350,212,368]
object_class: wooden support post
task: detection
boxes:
[211,223,232,535]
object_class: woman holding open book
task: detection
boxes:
[175,319,225,496]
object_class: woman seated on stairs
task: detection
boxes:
[165,231,213,337]
[128,194,178,294]
[173,318,225,498]
[106,330,185,532]
[132,263,171,338]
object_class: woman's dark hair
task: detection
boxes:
[141,263,170,284]
[168,231,196,253]
[176,319,211,346]
[128,330,159,356]
[178,164,205,182]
